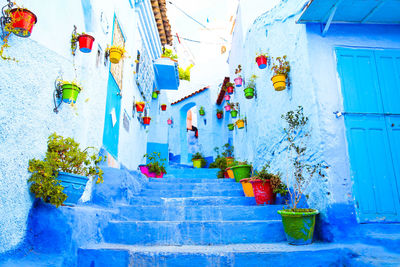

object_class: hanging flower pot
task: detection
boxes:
[161,104,167,111]
[217,112,223,119]
[136,102,145,113]
[240,178,255,197]
[109,47,125,64]
[78,34,95,53]
[224,105,231,112]
[244,87,255,99]
[271,74,287,91]
[234,77,243,87]
[256,55,268,69]
[230,164,252,183]
[167,118,172,125]
[227,86,234,95]
[249,179,276,205]
[224,95,230,101]
[230,110,238,118]
[236,119,245,129]
[143,116,151,125]
[199,107,205,116]
[9,8,37,37]
[228,123,234,131]
[62,83,81,104]
[152,91,159,99]
[277,209,319,245]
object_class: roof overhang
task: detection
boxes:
[298,0,400,26]
[216,77,230,105]
[154,57,180,90]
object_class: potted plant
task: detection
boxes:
[136,102,145,113]
[230,161,252,183]
[224,104,231,112]
[143,116,151,125]
[216,109,223,119]
[152,91,160,99]
[277,106,326,245]
[234,65,243,87]
[161,104,167,111]
[161,48,178,61]
[236,118,245,129]
[229,103,239,118]
[106,45,127,64]
[167,118,173,125]
[226,82,235,95]
[227,123,234,131]
[77,34,95,53]
[58,80,82,104]
[191,152,206,168]
[28,133,105,207]
[221,143,234,165]
[239,178,254,197]
[224,95,230,101]
[139,152,167,178]
[255,51,270,69]
[209,146,235,178]
[199,106,205,116]
[271,56,290,91]
[244,75,257,99]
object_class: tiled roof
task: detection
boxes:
[216,77,230,105]
[171,86,209,105]
[150,0,173,45]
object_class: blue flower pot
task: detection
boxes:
[58,172,88,205]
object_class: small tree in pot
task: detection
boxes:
[191,152,207,168]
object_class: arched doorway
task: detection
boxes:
[179,102,197,164]
[187,106,199,163]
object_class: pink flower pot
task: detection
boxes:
[224,105,231,111]
[139,165,164,178]
[234,77,243,87]
[225,95,230,101]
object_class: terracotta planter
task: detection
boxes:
[271,74,287,91]
[227,86,234,95]
[217,113,223,119]
[249,179,276,205]
[78,34,95,53]
[136,102,145,113]
[234,77,243,87]
[240,178,255,197]
[256,55,268,69]
[9,8,37,37]
[143,116,151,125]
[161,104,167,111]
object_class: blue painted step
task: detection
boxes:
[117,205,282,221]
[128,196,257,206]
[137,189,245,197]
[164,168,219,179]
[146,182,242,190]
[102,220,285,245]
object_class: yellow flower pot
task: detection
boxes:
[227,169,234,179]
[240,178,254,197]
[271,74,286,91]
[193,159,202,168]
[109,47,124,64]
[236,119,245,129]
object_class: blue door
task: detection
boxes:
[102,74,121,159]
[336,48,400,222]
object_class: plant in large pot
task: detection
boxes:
[28,133,105,207]
[226,82,235,95]
[140,152,167,178]
[230,161,252,183]
[255,51,270,69]
[234,65,243,87]
[271,55,290,91]
[216,109,223,119]
[244,75,257,99]
[209,145,235,178]
[106,44,127,64]
[191,152,206,168]
[278,106,326,245]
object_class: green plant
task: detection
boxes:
[144,152,167,175]
[251,163,288,196]
[178,64,193,81]
[216,109,223,115]
[28,133,105,207]
[228,102,239,111]
[199,106,205,113]
[246,75,258,88]
[221,143,234,158]
[191,152,207,167]
[162,48,178,60]
[226,82,235,88]
[271,55,290,76]
[282,106,326,211]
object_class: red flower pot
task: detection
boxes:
[256,55,268,69]
[249,179,276,205]
[227,86,234,95]
[167,119,172,125]
[161,104,167,111]
[78,34,95,53]
[217,113,223,119]
[224,105,231,112]
[9,8,37,37]
[143,116,151,125]
[224,95,230,101]
[136,102,145,113]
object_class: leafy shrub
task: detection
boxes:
[144,152,167,175]
[191,152,206,167]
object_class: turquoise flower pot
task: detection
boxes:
[58,172,88,205]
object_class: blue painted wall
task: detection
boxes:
[146,142,169,165]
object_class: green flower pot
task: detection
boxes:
[228,123,234,131]
[152,92,158,99]
[230,165,252,182]
[199,110,205,116]
[244,87,254,99]
[62,84,81,104]
[193,159,202,168]
[277,209,319,245]
[230,110,238,118]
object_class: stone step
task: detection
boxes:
[148,178,233,183]
[102,220,285,245]
[77,243,358,267]
[136,189,245,197]
[128,196,257,206]
[146,182,242,190]
[117,205,282,221]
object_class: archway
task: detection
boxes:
[179,102,196,164]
